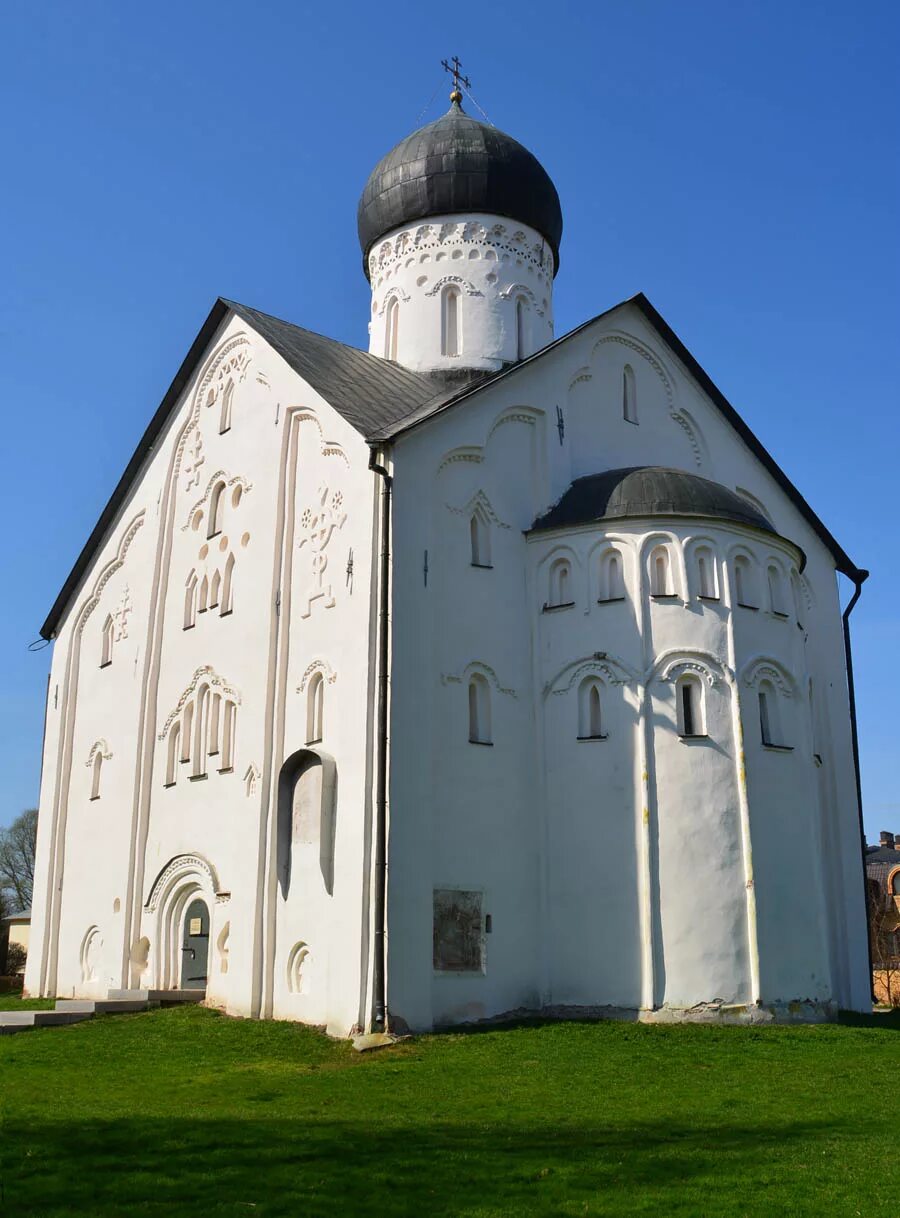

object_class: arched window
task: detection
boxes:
[221,552,235,615]
[599,549,625,602]
[515,296,528,361]
[547,558,573,608]
[758,679,784,746]
[442,285,461,358]
[100,615,114,667]
[677,674,705,737]
[891,872,900,898]
[221,701,236,770]
[209,568,222,609]
[470,511,491,567]
[468,674,492,745]
[184,571,198,629]
[90,752,103,801]
[193,686,210,777]
[767,565,787,615]
[650,546,673,596]
[306,672,324,744]
[208,481,226,538]
[734,555,756,607]
[578,679,606,740]
[219,380,234,434]
[165,723,180,786]
[623,364,637,423]
[180,701,194,763]
[384,296,400,361]
[208,693,221,758]
[696,547,718,599]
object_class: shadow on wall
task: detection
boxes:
[277,747,338,899]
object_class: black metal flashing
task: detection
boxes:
[529,467,780,537]
[39,290,862,639]
[357,100,563,277]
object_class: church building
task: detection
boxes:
[25,78,871,1033]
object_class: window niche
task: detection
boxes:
[598,549,626,603]
[649,546,675,597]
[89,752,103,801]
[219,380,234,434]
[441,285,461,358]
[433,889,485,973]
[623,364,638,424]
[545,557,574,610]
[515,296,528,361]
[468,674,492,745]
[577,678,607,741]
[676,674,706,739]
[384,296,399,361]
[100,615,114,668]
[470,511,492,568]
[733,554,757,609]
[758,679,791,750]
[306,672,324,745]
[767,564,788,617]
[207,481,226,539]
[695,547,719,600]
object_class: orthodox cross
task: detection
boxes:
[556,404,565,445]
[441,56,471,100]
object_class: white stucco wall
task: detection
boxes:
[26,312,379,1036]
[385,300,869,1030]
[367,214,555,372]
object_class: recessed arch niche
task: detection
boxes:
[277,747,337,899]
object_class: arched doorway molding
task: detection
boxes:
[143,853,222,990]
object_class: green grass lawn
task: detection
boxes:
[1,1004,898,1217]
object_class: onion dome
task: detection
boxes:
[358,99,563,279]
[531,468,778,535]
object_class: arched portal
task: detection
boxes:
[143,853,220,991]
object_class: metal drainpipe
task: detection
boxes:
[841,568,871,997]
[368,445,392,1032]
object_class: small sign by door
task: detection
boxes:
[189,917,202,936]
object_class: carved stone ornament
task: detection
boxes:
[298,483,347,618]
[182,427,205,492]
[112,585,132,641]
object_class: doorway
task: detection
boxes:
[180,898,210,990]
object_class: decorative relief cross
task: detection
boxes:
[298,483,347,618]
[182,429,205,491]
[113,585,132,641]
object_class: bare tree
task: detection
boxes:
[868,878,900,1007]
[0,809,38,912]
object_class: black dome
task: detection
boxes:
[358,101,563,279]
[531,468,778,535]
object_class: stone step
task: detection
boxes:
[0,1010,93,1034]
[55,998,151,1014]
[106,988,204,1004]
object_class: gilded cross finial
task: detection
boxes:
[441,56,471,105]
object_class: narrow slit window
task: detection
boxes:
[600,550,625,601]
[193,686,210,776]
[208,481,226,538]
[221,552,235,615]
[219,380,234,434]
[470,511,491,567]
[166,723,180,786]
[768,565,786,615]
[734,555,756,607]
[100,615,114,667]
[442,286,461,358]
[758,679,785,747]
[578,678,606,739]
[209,569,222,609]
[221,701,236,770]
[306,672,324,744]
[548,558,572,607]
[184,571,198,629]
[198,574,209,613]
[180,702,194,763]
[208,693,221,757]
[623,364,637,423]
[650,547,672,596]
[697,548,717,599]
[384,297,399,361]
[677,675,704,738]
[90,752,103,800]
[468,675,492,745]
[516,297,527,360]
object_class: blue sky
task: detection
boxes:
[1,0,897,841]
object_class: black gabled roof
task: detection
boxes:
[40,292,863,639]
[530,467,781,539]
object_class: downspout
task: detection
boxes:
[841,568,871,995]
[368,445,392,1033]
